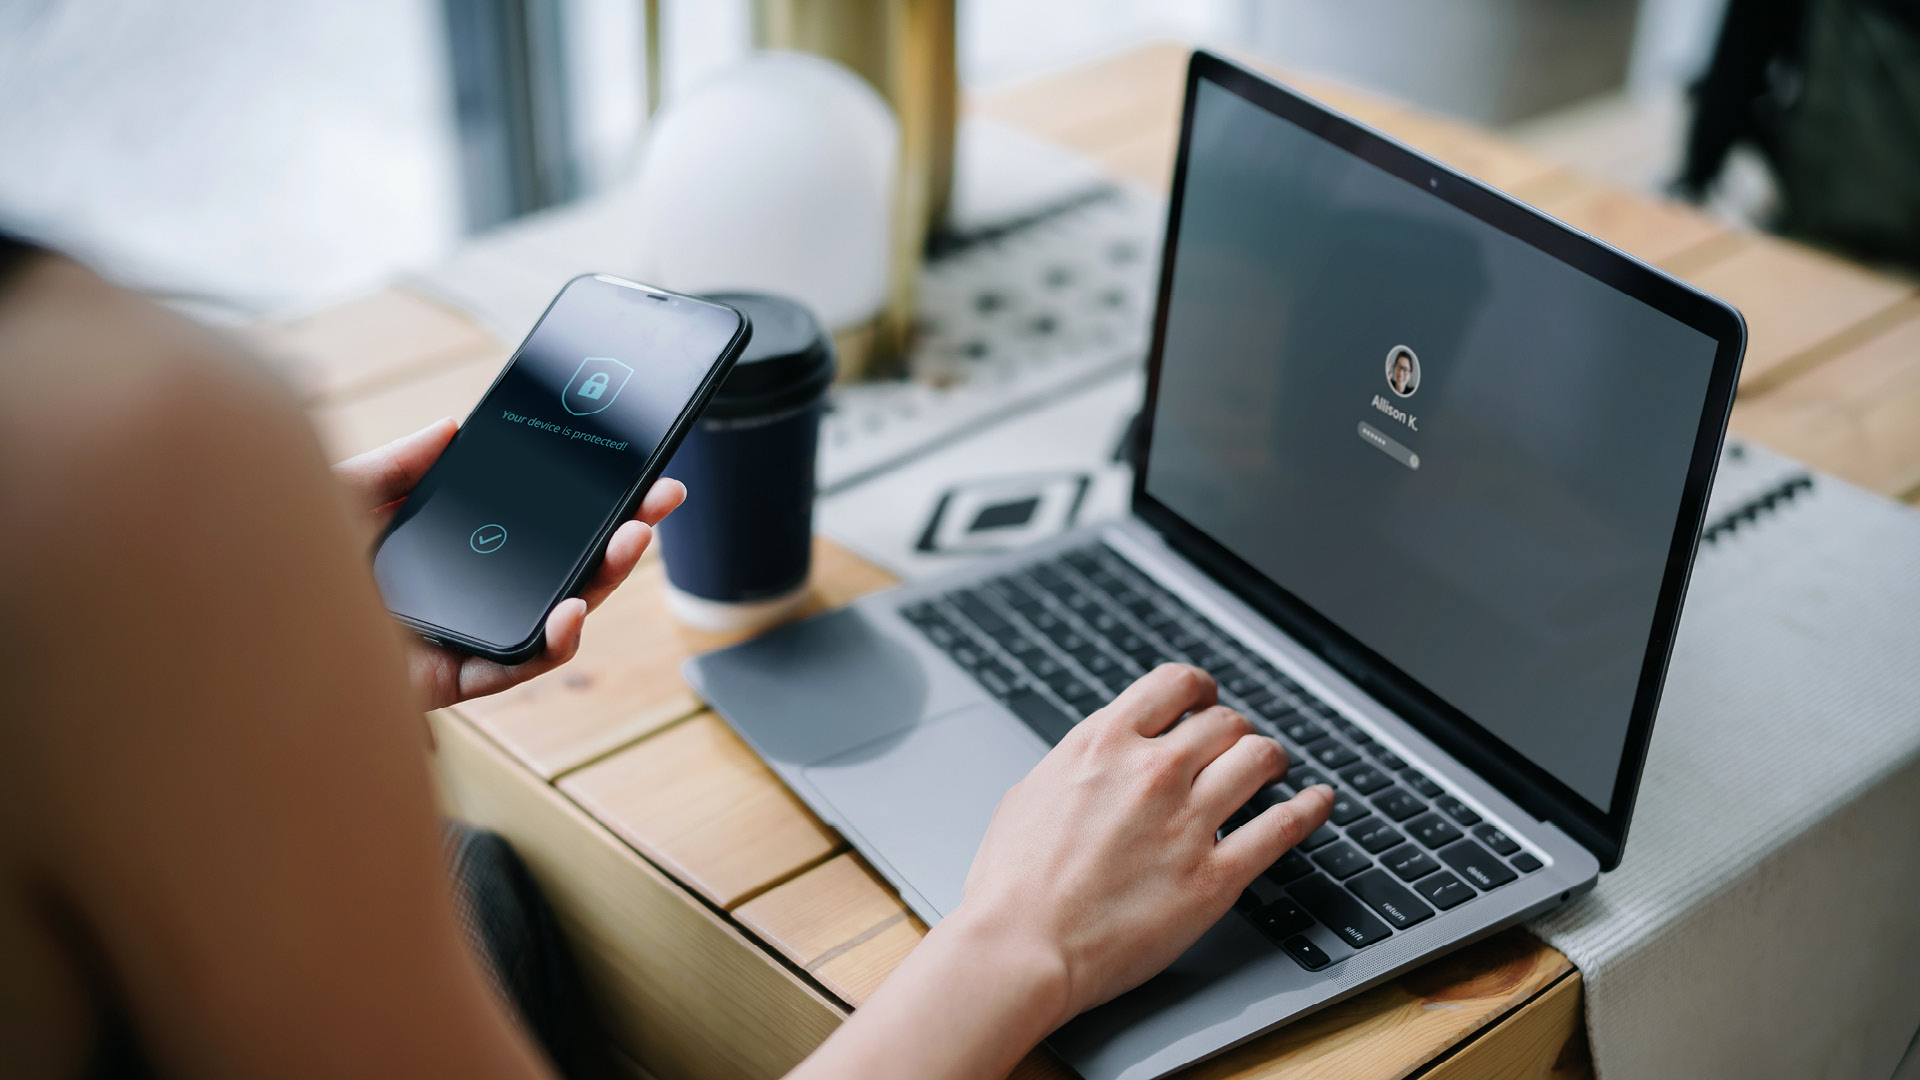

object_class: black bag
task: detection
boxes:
[1679,0,1920,268]
[1774,0,1920,264]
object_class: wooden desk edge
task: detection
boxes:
[431,708,847,1080]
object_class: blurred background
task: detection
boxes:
[0,0,1830,322]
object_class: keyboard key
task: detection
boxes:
[1004,689,1075,745]
[951,592,1009,634]
[1370,749,1409,771]
[1472,824,1520,857]
[1401,770,1444,799]
[1290,874,1393,948]
[1339,764,1391,795]
[922,619,962,649]
[1044,671,1089,698]
[974,663,1017,697]
[1372,786,1427,822]
[1265,848,1315,886]
[1188,646,1229,669]
[1312,742,1362,769]
[1281,717,1327,744]
[1408,812,1463,849]
[1346,869,1435,930]
[1167,630,1206,652]
[1351,817,1405,854]
[1310,841,1372,880]
[1075,649,1122,680]
[1412,870,1476,910]
[1298,825,1340,851]
[1249,896,1314,941]
[1030,565,1071,592]
[1382,843,1441,882]
[1510,852,1543,874]
[1435,795,1482,826]
[1065,688,1108,716]
[1239,683,1279,705]
[1328,792,1369,826]
[1221,669,1263,698]
[1438,839,1518,891]
[1142,609,1181,631]
[1285,767,1327,790]
[1280,934,1332,971]
[1239,784,1290,817]
[900,601,938,625]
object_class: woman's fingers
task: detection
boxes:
[1191,733,1288,823]
[1159,705,1252,774]
[540,597,588,666]
[1102,664,1218,737]
[332,418,458,511]
[577,520,652,611]
[476,600,583,693]
[1213,785,1335,883]
[570,478,681,610]
[637,477,687,526]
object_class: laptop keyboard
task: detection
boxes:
[899,543,1543,971]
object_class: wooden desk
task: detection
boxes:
[269,42,1920,1080]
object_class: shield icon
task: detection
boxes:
[562,356,633,416]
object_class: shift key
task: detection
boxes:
[1289,874,1392,949]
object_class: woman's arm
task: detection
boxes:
[0,258,558,1080]
[788,666,1333,1080]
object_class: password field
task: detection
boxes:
[1358,421,1420,470]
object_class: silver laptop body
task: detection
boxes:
[687,51,1745,1080]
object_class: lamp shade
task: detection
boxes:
[633,52,897,334]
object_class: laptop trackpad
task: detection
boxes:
[804,705,1044,919]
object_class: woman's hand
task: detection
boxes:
[955,663,1334,1022]
[332,418,685,711]
[787,664,1332,1080]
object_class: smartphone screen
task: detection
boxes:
[373,275,747,657]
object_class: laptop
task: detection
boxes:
[686,51,1745,1080]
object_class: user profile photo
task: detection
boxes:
[1384,345,1421,398]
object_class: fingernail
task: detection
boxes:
[1311,784,1335,799]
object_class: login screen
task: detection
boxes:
[1143,81,1720,810]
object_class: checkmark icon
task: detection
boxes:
[470,524,508,553]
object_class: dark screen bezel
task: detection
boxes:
[378,274,750,663]
[1130,52,1746,870]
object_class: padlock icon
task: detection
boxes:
[564,356,631,416]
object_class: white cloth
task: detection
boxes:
[1530,442,1920,1080]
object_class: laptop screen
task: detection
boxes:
[1141,76,1722,814]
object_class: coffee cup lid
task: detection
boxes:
[703,292,836,419]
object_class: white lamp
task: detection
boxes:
[632,52,897,355]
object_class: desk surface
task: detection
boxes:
[276,42,1920,1080]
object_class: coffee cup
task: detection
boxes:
[658,292,835,632]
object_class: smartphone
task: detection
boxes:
[372,274,751,663]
